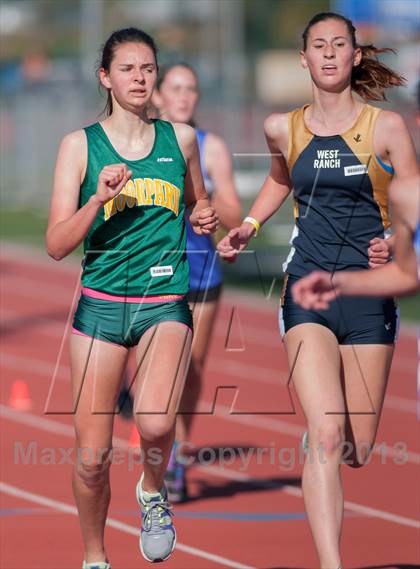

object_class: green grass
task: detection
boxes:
[0,207,83,257]
[1,207,418,323]
[398,294,420,323]
[0,208,49,246]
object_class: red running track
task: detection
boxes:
[1,244,419,569]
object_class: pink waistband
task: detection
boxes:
[81,287,184,304]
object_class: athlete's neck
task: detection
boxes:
[102,105,154,148]
[307,87,364,135]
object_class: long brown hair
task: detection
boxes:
[302,12,406,101]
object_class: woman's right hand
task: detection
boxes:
[95,164,132,205]
[217,224,254,263]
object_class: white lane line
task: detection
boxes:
[2,307,416,371]
[0,481,256,569]
[204,401,420,465]
[197,465,420,530]
[2,278,76,304]
[207,360,419,413]
[1,341,418,417]
[385,394,418,414]
[214,322,417,371]
[1,353,66,379]
[1,404,419,529]
[2,349,420,465]
[2,279,418,367]
[1,245,419,341]
[1,404,75,437]
[5,394,420,465]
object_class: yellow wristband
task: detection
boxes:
[243,216,260,236]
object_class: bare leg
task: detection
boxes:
[133,321,192,493]
[340,344,394,467]
[284,324,344,569]
[177,298,219,441]
[70,334,128,563]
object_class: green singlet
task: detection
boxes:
[79,119,189,297]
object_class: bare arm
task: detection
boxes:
[334,257,417,297]
[368,111,420,267]
[46,130,131,260]
[339,175,419,296]
[376,111,419,181]
[205,133,242,229]
[294,259,417,310]
[336,224,417,297]
[173,122,218,235]
[292,176,419,308]
[217,113,292,261]
[247,114,292,227]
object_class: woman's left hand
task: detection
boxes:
[190,206,219,235]
[368,237,391,268]
[292,271,338,310]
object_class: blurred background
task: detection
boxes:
[1,0,419,316]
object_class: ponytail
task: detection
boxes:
[352,45,406,101]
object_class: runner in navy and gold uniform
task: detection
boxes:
[153,63,241,502]
[46,28,217,569]
[218,12,418,568]
[281,103,398,344]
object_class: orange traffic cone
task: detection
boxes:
[8,380,32,411]
[128,424,140,449]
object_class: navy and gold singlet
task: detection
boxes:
[280,104,398,345]
[284,104,393,276]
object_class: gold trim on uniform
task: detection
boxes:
[287,103,393,232]
[341,105,393,230]
[287,106,314,173]
[280,274,289,307]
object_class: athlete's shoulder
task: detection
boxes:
[373,109,410,152]
[54,129,87,186]
[58,129,87,162]
[264,113,289,139]
[374,108,407,132]
[263,113,291,154]
[204,132,229,155]
[61,128,86,147]
[172,122,197,147]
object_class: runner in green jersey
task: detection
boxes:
[46,28,218,569]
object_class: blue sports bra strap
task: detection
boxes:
[195,128,210,183]
[376,154,394,174]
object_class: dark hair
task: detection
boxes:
[302,12,406,101]
[98,27,158,116]
[156,63,199,127]
[156,62,198,91]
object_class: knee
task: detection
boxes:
[310,422,345,457]
[137,417,174,443]
[75,447,112,488]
